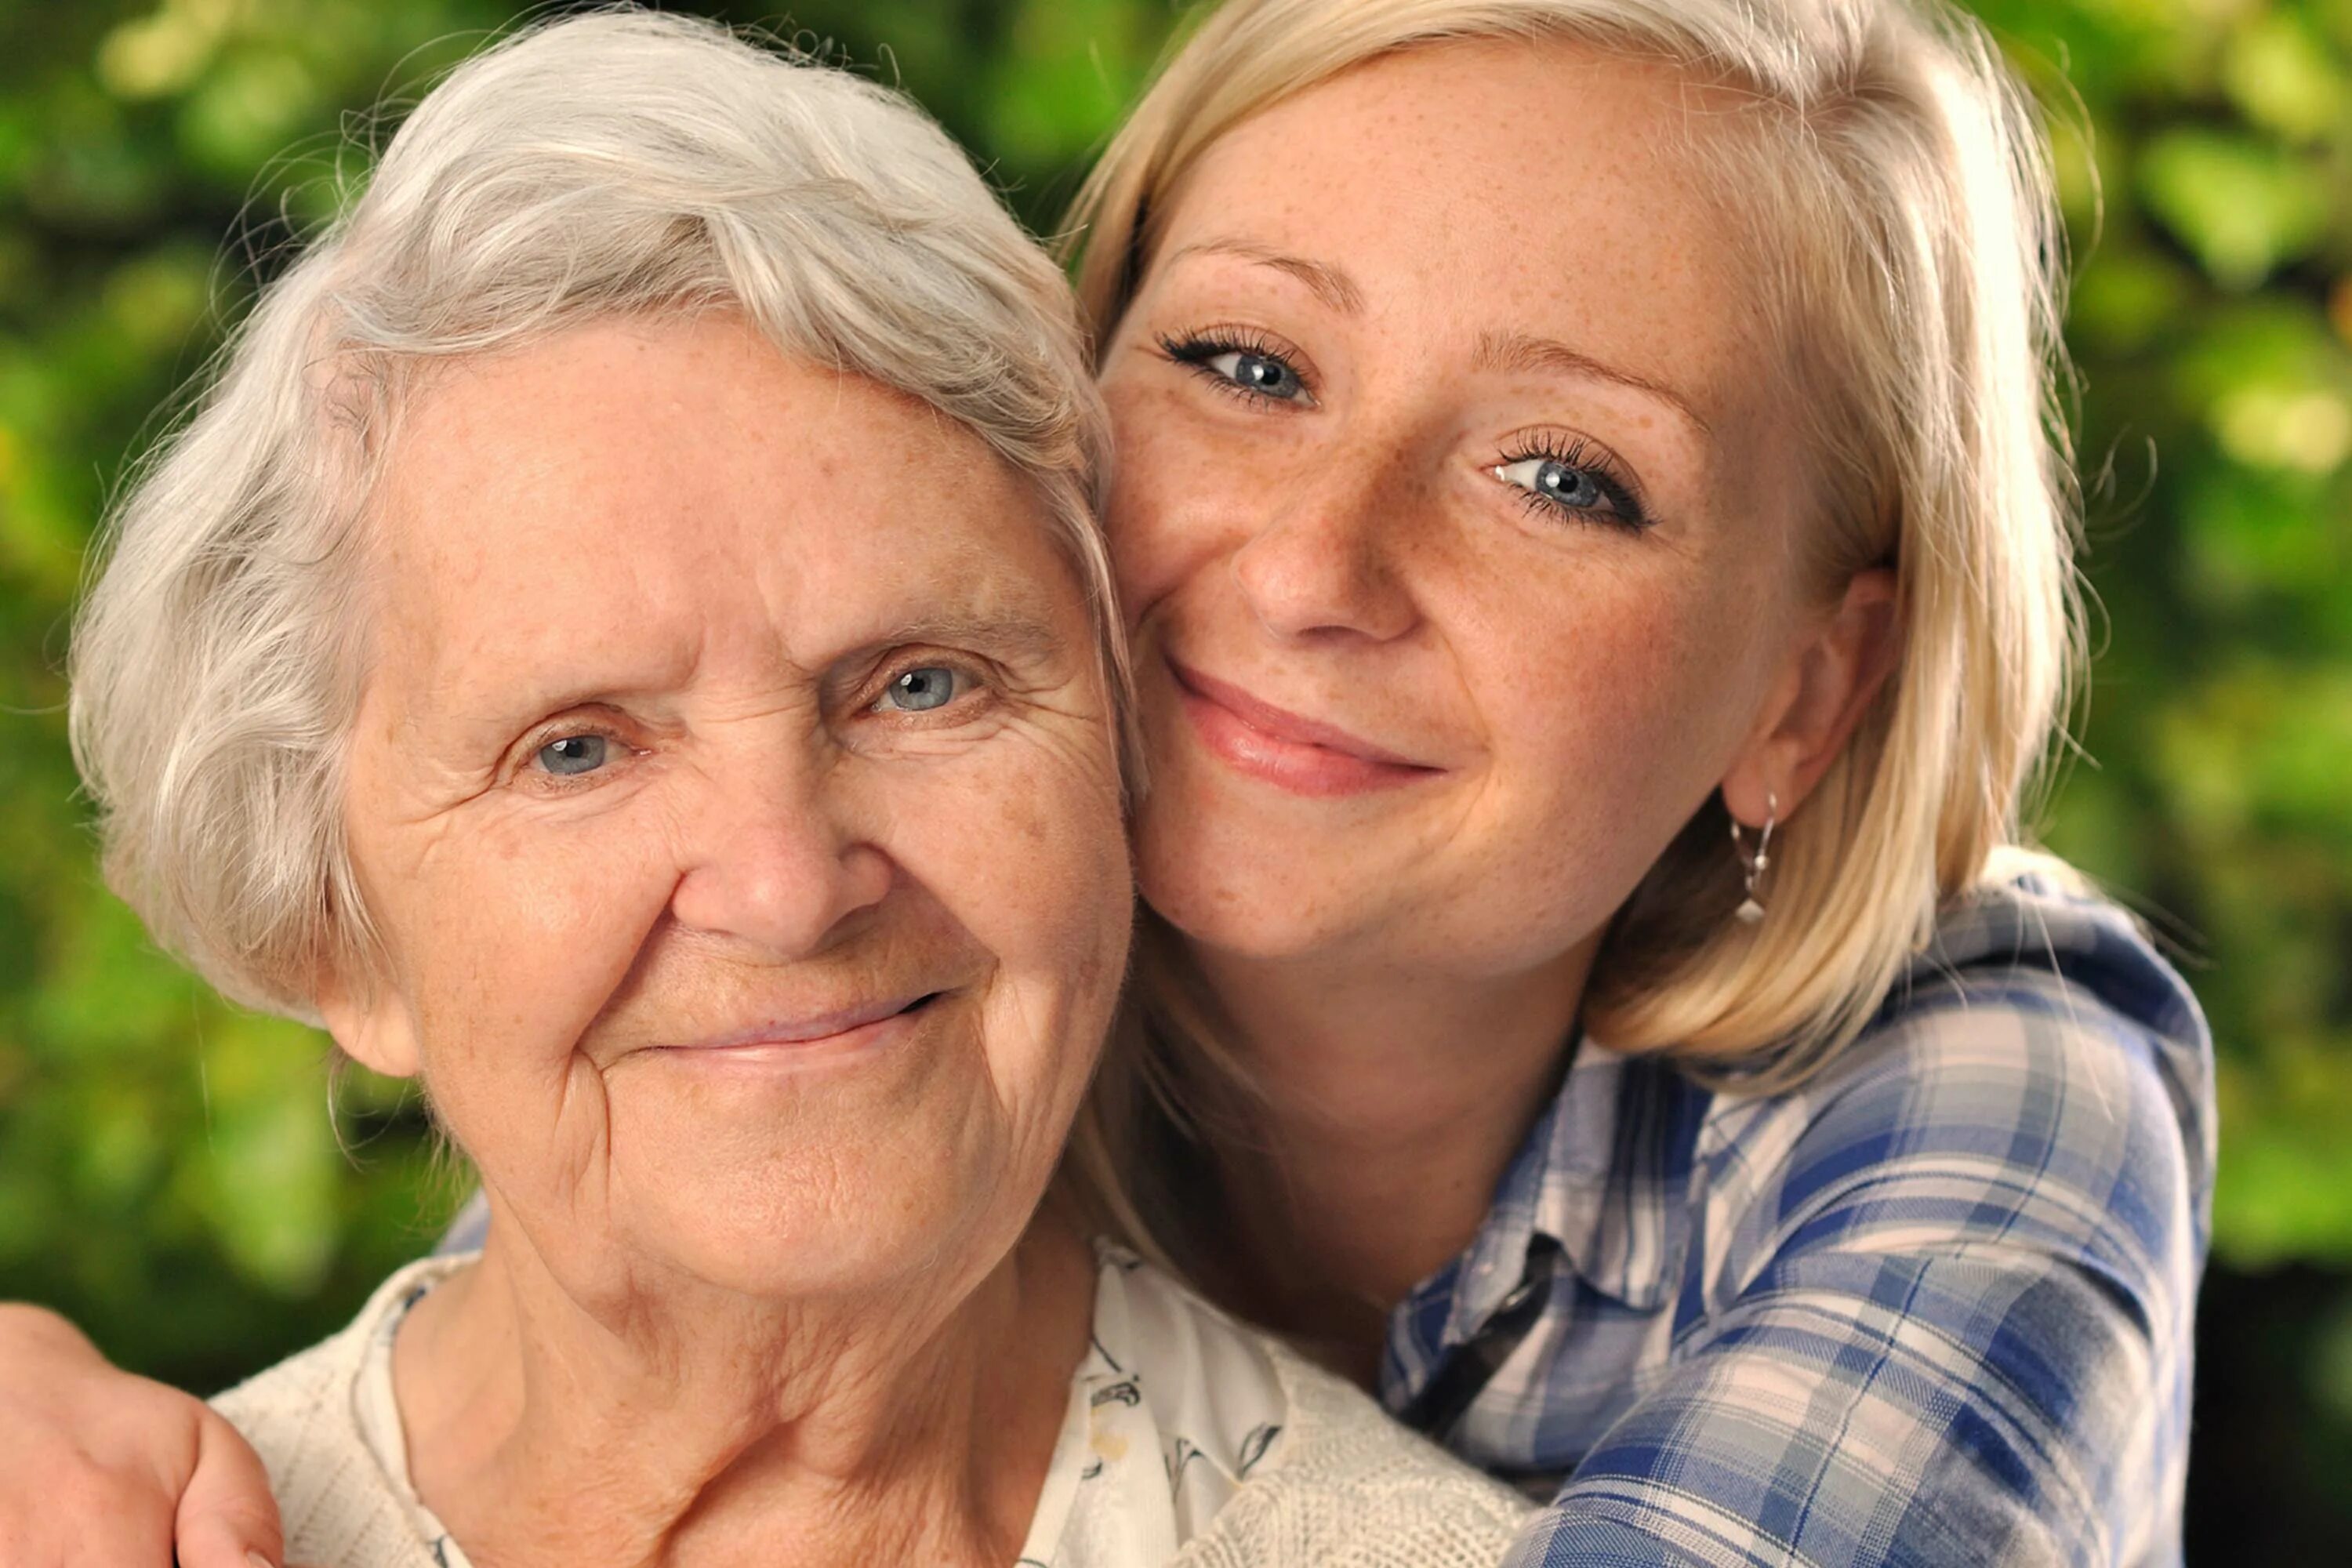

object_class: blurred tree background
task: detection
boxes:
[0,0,2344,1551]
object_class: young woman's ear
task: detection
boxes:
[1722,567,1900,825]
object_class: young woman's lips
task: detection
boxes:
[1167,658,1442,798]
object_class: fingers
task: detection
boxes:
[0,1308,177,1566]
[171,1410,285,1568]
[0,1305,284,1568]
[0,1428,178,1567]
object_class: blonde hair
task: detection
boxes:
[71,9,1127,1020]
[1062,0,2083,1225]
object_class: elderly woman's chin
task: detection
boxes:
[508,985,1098,1305]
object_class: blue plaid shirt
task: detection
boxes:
[1384,867,2214,1567]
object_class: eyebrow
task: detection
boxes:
[1158,238,1711,436]
[1163,238,1368,315]
[1472,329,1713,435]
[866,607,1070,663]
[447,608,1073,730]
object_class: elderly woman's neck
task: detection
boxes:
[392,1217,1094,1568]
[1184,938,1590,1385]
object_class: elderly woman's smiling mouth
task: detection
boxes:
[619,978,985,1078]
[649,990,954,1063]
[579,855,1009,1092]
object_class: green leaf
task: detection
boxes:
[2222,13,2350,144]
[2139,129,2332,289]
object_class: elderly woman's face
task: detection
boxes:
[1098,38,1849,980]
[325,316,1132,1302]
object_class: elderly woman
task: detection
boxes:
[4,2,2212,1566]
[31,13,1528,1568]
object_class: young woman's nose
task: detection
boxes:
[1226,463,1421,644]
[669,751,894,959]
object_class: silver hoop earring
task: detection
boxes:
[1731,791,1777,924]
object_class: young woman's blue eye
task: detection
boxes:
[1158,332,1316,406]
[876,666,968,713]
[1493,452,1648,528]
[536,735,608,775]
[1203,349,1307,401]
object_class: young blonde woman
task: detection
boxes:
[0,2,2211,1566]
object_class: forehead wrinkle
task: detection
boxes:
[868,605,1070,666]
[400,638,717,756]
[374,524,728,748]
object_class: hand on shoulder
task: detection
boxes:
[0,1302,289,1568]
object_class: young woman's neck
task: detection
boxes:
[1185,935,1594,1386]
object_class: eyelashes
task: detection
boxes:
[503,653,1000,793]
[1154,321,1657,534]
[863,655,992,720]
[513,714,635,791]
[1154,325,1317,405]
[1491,431,1653,532]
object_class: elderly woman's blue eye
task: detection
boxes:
[879,666,966,713]
[537,735,608,775]
[1206,350,1306,401]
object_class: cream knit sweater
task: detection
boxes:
[214,1258,1531,1567]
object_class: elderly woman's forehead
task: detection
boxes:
[372,322,1055,571]
[346,324,1081,694]
[386,318,974,462]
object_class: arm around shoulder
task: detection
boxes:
[1506,944,2212,1568]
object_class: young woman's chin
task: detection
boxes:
[1127,770,1601,982]
[1124,695,1454,966]
[1131,787,1377,963]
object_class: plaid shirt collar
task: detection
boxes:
[1436,1039,1704,1353]
[1406,857,2209,1377]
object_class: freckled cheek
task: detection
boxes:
[1472,580,1730,790]
[1103,405,1225,620]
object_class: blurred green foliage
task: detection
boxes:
[1960,0,2352,1272]
[0,0,2347,1541]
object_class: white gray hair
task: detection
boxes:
[71,8,1124,1020]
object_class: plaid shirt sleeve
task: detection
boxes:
[1502,895,2212,1567]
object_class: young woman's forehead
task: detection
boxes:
[1150,43,1755,365]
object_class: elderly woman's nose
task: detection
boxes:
[666,760,895,957]
[1226,459,1421,646]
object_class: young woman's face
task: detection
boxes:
[1100,38,1829,982]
